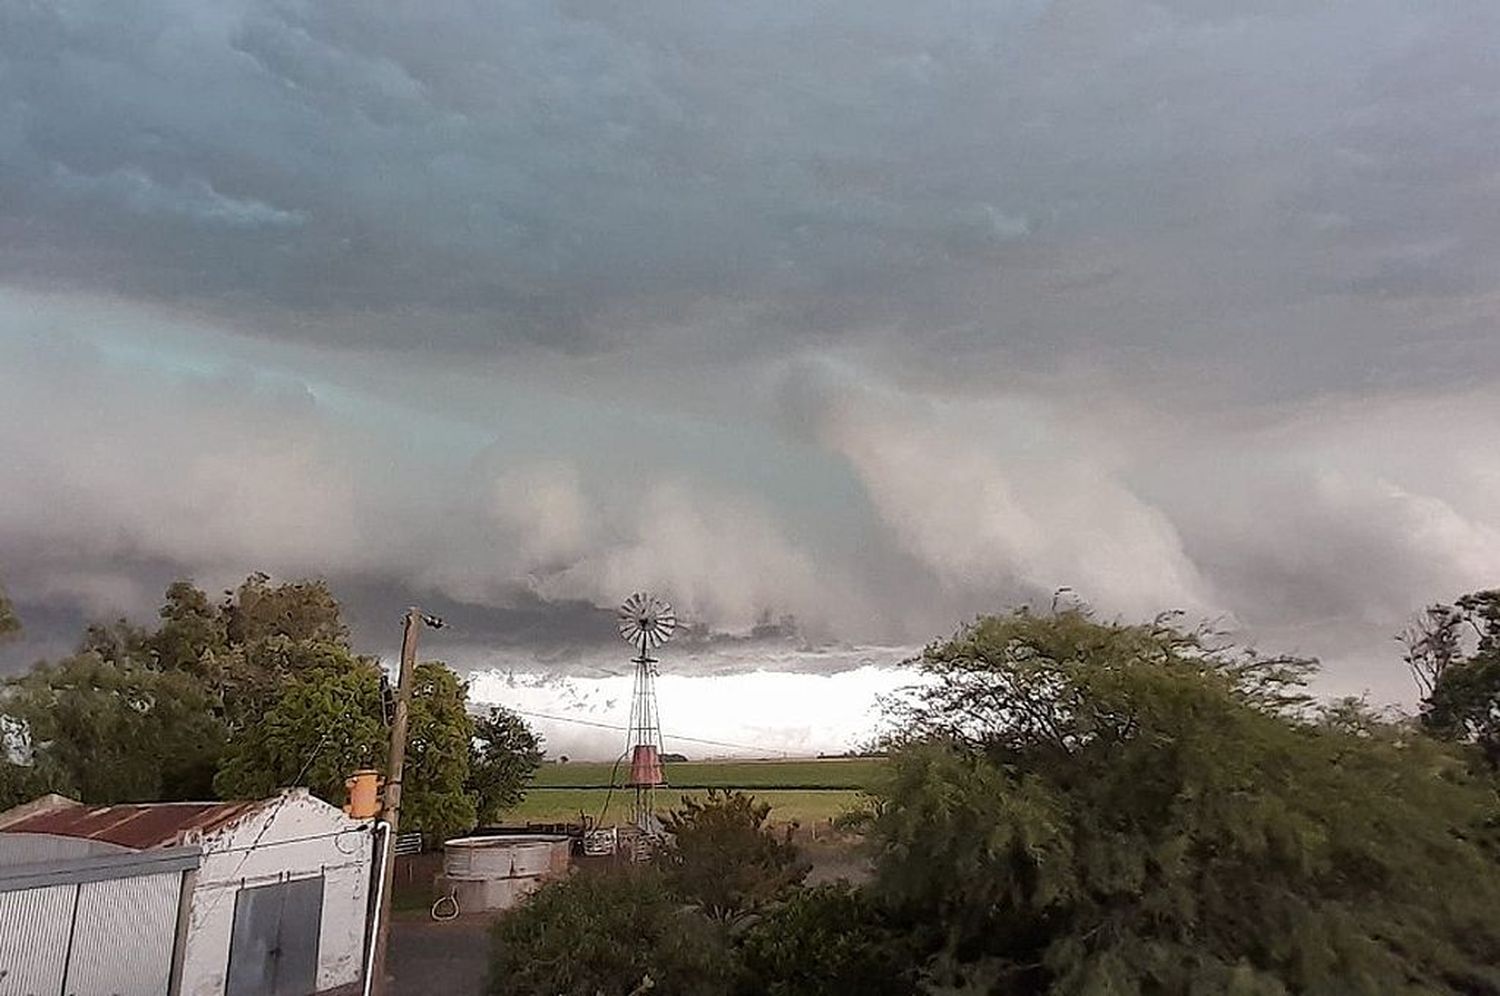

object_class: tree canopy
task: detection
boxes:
[212,642,386,804]
[403,661,479,841]
[225,572,348,648]
[868,608,1500,995]
[470,705,545,827]
[0,575,542,837]
[0,581,19,640]
[1406,589,1500,768]
[2,652,224,804]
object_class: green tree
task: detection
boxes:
[656,789,809,924]
[1407,590,1500,767]
[2,652,226,803]
[212,645,386,804]
[469,705,544,826]
[402,661,477,841]
[0,575,502,834]
[206,576,360,735]
[151,580,229,674]
[871,608,1500,996]
[76,618,152,667]
[0,581,19,640]
[1,581,231,804]
[224,572,348,648]
[737,883,920,996]
[488,867,737,996]
[0,747,67,811]
[211,647,485,838]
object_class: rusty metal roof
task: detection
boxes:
[0,800,265,850]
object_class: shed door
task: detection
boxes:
[225,876,324,996]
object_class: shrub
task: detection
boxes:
[488,867,737,996]
[738,882,920,996]
[656,788,810,923]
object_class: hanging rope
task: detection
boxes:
[430,890,459,921]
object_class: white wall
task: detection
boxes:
[179,791,373,996]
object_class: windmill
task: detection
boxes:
[617,591,675,833]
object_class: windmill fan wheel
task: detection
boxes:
[617,592,676,650]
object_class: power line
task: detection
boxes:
[506,707,788,757]
[202,721,341,919]
[209,826,372,855]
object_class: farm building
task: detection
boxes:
[0,790,376,996]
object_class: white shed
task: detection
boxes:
[0,790,375,996]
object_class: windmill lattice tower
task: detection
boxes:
[617,592,675,834]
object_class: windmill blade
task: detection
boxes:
[617,592,676,651]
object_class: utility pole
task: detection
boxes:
[371,606,439,996]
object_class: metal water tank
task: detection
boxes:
[436,835,571,913]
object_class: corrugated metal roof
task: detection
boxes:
[0,801,264,850]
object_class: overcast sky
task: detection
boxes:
[3,1,1500,744]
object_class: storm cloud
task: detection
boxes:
[3,1,1499,709]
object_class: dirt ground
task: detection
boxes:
[389,911,495,996]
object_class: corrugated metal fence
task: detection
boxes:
[0,842,199,996]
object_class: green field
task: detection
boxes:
[510,788,866,825]
[513,756,885,826]
[530,756,885,790]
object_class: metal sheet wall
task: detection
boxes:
[0,873,184,996]
[64,872,182,995]
[0,883,72,996]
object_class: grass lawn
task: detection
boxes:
[530,756,885,790]
[508,787,867,825]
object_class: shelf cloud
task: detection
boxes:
[3,1,1499,708]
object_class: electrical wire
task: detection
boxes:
[508,707,788,757]
[201,720,341,918]
[205,826,370,855]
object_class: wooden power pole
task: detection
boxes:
[371,606,426,996]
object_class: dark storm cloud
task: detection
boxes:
[2,0,1495,384]
[3,2,1500,705]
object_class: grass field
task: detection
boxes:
[514,756,885,825]
[530,756,885,789]
[510,787,867,825]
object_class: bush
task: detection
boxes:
[656,788,809,923]
[488,867,737,996]
[737,883,920,996]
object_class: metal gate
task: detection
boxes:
[225,876,324,996]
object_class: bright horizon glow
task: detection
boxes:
[467,665,922,761]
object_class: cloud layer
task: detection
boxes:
[3,2,1500,710]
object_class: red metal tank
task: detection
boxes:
[625,744,665,787]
